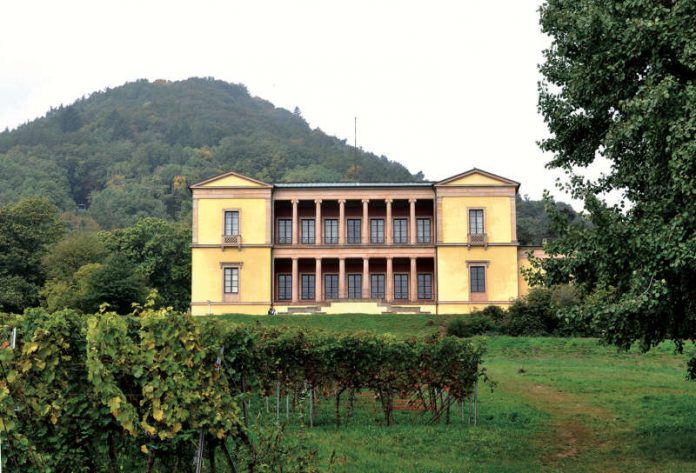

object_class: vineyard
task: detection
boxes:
[0,306,485,472]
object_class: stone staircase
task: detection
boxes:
[280,300,431,315]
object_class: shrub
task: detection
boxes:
[446,315,494,337]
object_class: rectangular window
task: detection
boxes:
[301,219,315,244]
[324,274,339,299]
[416,218,431,243]
[347,274,362,299]
[470,266,486,293]
[393,218,408,244]
[277,274,292,300]
[370,274,385,299]
[469,209,484,235]
[347,219,361,244]
[417,273,433,299]
[223,267,239,294]
[301,274,316,300]
[324,219,338,244]
[276,219,292,244]
[394,274,409,300]
[224,211,240,236]
[370,219,385,244]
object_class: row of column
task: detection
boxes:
[288,256,434,303]
[290,198,419,245]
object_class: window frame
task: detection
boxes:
[416,218,432,244]
[347,273,362,299]
[370,273,386,299]
[323,218,339,244]
[469,265,486,293]
[370,218,385,244]
[468,208,485,235]
[393,273,409,300]
[300,273,316,300]
[417,272,433,300]
[300,218,316,244]
[276,219,293,244]
[346,218,361,245]
[393,218,408,244]
[277,273,292,301]
[223,209,240,236]
[324,273,339,299]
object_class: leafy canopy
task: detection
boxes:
[535,0,696,359]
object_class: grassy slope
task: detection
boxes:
[220,314,696,473]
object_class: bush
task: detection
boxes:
[446,315,494,337]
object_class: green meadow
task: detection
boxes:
[221,313,696,473]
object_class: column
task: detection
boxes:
[314,199,322,245]
[362,199,370,244]
[292,199,299,245]
[386,257,394,302]
[338,257,346,298]
[432,258,438,301]
[385,199,393,245]
[291,257,299,303]
[409,198,417,245]
[315,258,322,301]
[362,258,370,298]
[338,200,346,245]
[410,257,418,302]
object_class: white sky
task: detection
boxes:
[0,0,595,205]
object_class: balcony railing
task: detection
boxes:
[221,234,242,249]
[467,232,488,247]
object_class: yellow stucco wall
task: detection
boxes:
[191,247,272,306]
[196,198,268,245]
[199,174,265,187]
[440,196,512,243]
[437,246,519,303]
[517,248,545,296]
[444,174,506,186]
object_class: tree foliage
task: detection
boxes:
[535,0,696,361]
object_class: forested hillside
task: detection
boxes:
[0,77,419,229]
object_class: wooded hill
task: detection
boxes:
[0,78,419,229]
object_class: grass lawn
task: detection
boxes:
[219,313,696,473]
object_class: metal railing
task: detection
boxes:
[221,234,242,249]
[467,232,488,247]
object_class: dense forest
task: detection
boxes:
[0,78,420,229]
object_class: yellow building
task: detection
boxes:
[190,169,540,315]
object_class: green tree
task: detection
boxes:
[80,254,148,313]
[103,217,191,310]
[0,197,65,311]
[535,1,696,365]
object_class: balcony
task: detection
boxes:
[221,234,242,249]
[467,232,487,247]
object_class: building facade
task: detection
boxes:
[190,169,539,315]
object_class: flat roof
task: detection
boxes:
[274,182,434,188]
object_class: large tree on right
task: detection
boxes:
[536,0,696,366]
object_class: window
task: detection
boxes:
[277,219,292,244]
[370,219,385,244]
[301,219,315,244]
[417,273,433,299]
[347,219,361,244]
[324,219,338,244]
[347,274,362,299]
[277,274,292,300]
[393,218,408,244]
[394,274,409,300]
[223,267,239,293]
[224,211,239,236]
[469,209,484,235]
[470,266,486,293]
[324,274,339,299]
[301,274,316,300]
[416,218,431,243]
[371,274,385,299]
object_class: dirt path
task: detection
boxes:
[499,378,619,472]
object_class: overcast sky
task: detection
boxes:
[1,0,587,203]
